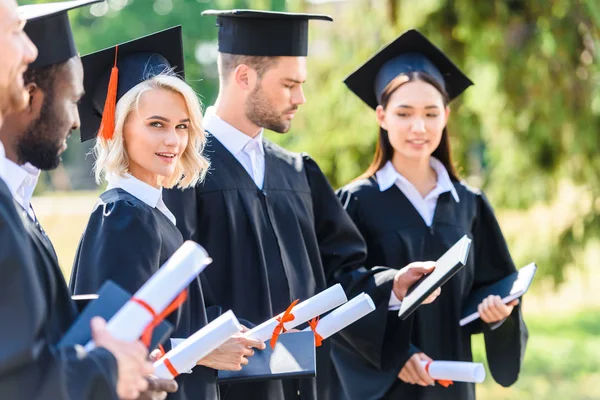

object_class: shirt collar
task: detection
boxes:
[2,158,41,203]
[204,106,265,156]
[375,158,460,202]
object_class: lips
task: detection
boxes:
[407,139,428,145]
[156,152,176,160]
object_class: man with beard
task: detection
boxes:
[0,1,162,399]
[163,10,439,400]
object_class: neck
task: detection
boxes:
[391,153,437,197]
[213,88,262,138]
[0,122,22,165]
[128,168,162,190]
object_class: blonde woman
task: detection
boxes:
[70,28,264,400]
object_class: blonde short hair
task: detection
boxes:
[93,74,209,189]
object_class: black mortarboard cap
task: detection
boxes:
[201,9,332,57]
[78,26,185,142]
[344,29,474,109]
[18,0,104,69]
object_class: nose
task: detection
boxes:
[411,118,426,133]
[163,128,180,148]
[72,107,81,132]
[292,85,306,106]
[22,31,38,65]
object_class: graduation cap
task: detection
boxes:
[78,26,184,142]
[201,9,333,57]
[344,29,474,110]
[18,0,104,70]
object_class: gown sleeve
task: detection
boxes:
[470,192,528,386]
[0,189,118,399]
[70,199,180,330]
[305,156,413,371]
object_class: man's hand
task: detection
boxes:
[91,317,153,400]
[398,352,435,386]
[135,376,178,400]
[393,261,439,302]
[197,334,266,371]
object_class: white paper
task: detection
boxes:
[154,310,242,379]
[245,284,348,342]
[85,241,212,350]
[302,293,375,339]
[421,360,486,383]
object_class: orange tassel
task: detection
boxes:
[98,46,119,140]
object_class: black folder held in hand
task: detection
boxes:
[59,280,173,350]
[218,331,316,384]
[398,235,472,320]
[460,262,537,326]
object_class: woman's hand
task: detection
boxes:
[398,352,435,386]
[478,295,518,324]
[197,334,266,371]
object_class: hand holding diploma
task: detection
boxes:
[398,352,435,386]
[478,295,519,324]
[91,317,153,400]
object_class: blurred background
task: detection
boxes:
[20,0,600,398]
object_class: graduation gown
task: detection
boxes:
[163,135,414,400]
[0,178,118,399]
[70,188,218,400]
[335,176,528,400]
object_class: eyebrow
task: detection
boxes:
[282,78,305,84]
[395,105,440,109]
[147,116,190,123]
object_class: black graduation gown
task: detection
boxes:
[163,135,414,400]
[0,178,118,399]
[334,176,529,400]
[69,188,218,400]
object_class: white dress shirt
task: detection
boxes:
[376,157,460,310]
[2,158,41,220]
[106,173,177,226]
[204,106,266,189]
[376,158,460,227]
[0,140,5,178]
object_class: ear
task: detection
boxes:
[234,64,257,91]
[26,82,45,118]
[444,106,451,126]
[375,105,387,131]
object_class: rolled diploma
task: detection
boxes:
[302,293,375,339]
[421,361,486,383]
[153,310,242,379]
[245,284,348,342]
[85,241,212,350]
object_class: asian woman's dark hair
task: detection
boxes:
[357,71,459,181]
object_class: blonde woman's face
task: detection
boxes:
[122,88,190,187]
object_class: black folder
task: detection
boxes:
[460,262,537,326]
[398,235,472,320]
[217,331,316,384]
[59,280,173,350]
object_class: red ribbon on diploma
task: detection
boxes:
[157,344,179,378]
[131,289,189,348]
[270,299,299,349]
[425,360,453,388]
[308,317,323,347]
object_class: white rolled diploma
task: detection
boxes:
[420,361,486,383]
[153,310,242,379]
[85,241,212,350]
[245,284,348,342]
[302,293,375,339]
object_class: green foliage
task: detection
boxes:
[19,0,599,284]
